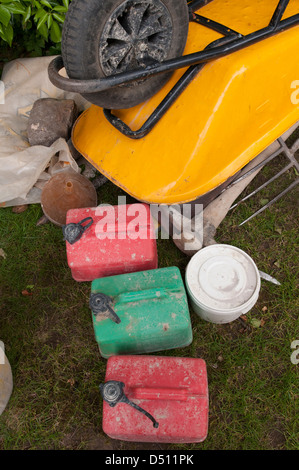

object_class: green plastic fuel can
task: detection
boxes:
[90,267,193,359]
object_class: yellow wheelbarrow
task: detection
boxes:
[49,0,299,206]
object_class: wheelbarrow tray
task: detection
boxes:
[72,0,299,205]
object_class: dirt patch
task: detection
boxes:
[216,320,251,341]
[60,427,170,450]
[60,427,113,450]
[266,421,286,449]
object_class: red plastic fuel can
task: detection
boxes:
[100,355,209,443]
[64,204,157,281]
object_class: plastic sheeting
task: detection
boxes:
[0,56,89,207]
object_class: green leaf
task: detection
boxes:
[50,20,61,42]
[26,285,35,290]
[0,5,11,27]
[40,0,52,8]
[260,198,269,206]
[52,12,65,23]
[38,21,48,40]
[34,8,47,21]
[23,5,31,23]
[47,13,53,29]
[4,3,26,15]
[0,0,68,48]
[53,5,68,12]
[37,12,48,30]
[0,21,13,45]
[250,318,262,329]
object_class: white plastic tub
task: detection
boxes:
[185,244,261,324]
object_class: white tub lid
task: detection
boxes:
[186,244,260,312]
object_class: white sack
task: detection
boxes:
[0,138,78,204]
[0,56,89,206]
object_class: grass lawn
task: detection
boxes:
[0,127,298,451]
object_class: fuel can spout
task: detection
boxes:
[90,294,121,324]
[63,217,93,245]
[99,381,159,429]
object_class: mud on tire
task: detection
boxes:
[62,0,189,109]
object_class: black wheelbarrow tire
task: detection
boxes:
[62,0,189,109]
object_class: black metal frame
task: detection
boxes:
[48,0,299,138]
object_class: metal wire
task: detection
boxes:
[227,133,299,225]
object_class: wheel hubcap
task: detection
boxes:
[99,0,173,76]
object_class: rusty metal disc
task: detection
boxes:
[41,172,97,226]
